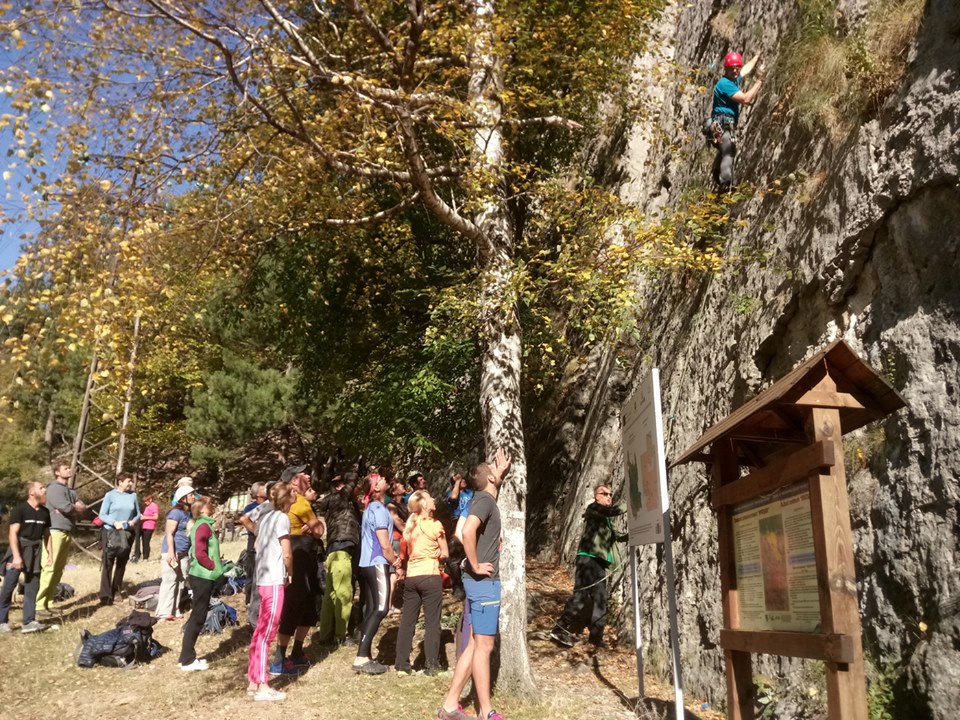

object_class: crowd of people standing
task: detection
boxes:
[1,446,628,720]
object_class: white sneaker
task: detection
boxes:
[179,659,209,672]
[0,622,11,633]
[254,688,286,702]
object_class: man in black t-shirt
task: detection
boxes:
[438,448,511,720]
[0,481,51,633]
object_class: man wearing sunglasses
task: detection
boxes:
[550,484,627,649]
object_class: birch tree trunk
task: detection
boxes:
[468,0,537,696]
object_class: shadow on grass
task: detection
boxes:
[592,656,703,720]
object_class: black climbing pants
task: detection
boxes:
[557,554,609,643]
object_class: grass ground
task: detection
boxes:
[0,538,722,720]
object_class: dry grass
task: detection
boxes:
[710,4,740,43]
[780,0,926,139]
[0,545,715,720]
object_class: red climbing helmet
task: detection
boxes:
[724,52,744,69]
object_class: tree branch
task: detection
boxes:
[321,193,420,226]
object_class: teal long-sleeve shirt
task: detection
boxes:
[99,489,141,526]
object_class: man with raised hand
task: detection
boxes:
[550,483,627,649]
[707,50,766,189]
[36,462,84,617]
[438,448,511,720]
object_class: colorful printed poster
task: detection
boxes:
[733,483,821,632]
[621,370,666,546]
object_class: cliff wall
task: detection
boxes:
[529,0,960,716]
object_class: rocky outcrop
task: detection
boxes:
[531,0,960,716]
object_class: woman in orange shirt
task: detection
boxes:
[394,490,449,675]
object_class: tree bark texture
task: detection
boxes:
[468,0,537,696]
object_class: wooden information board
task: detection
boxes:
[671,340,906,720]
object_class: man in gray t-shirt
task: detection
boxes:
[37,463,85,615]
[439,448,511,720]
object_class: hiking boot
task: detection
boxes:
[353,660,388,675]
[289,652,311,668]
[269,659,304,677]
[549,626,574,648]
[437,706,475,720]
[0,622,11,633]
[179,659,208,672]
[21,621,47,634]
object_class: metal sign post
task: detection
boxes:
[622,368,684,720]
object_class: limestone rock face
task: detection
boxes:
[530,0,960,716]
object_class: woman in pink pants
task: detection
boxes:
[246,482,294,701]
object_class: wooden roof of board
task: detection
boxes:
[671,339,906,468]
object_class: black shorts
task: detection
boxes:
[278,535,319,635]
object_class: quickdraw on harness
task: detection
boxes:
[708,114,737,147]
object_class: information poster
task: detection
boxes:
[621,370,666,546]
[733,483,821,632]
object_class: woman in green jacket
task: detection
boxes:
[179,496,224,671]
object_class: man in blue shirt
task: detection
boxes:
[707,51,766,189]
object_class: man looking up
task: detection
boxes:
[708,51,765,189]
[0,481,51,633]
[314,473,361,648]
[242,482,267,606]
[36,462,84,617]
[438,448,511,720]
[549,484,627,649]
[271,465,325,675]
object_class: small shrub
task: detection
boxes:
[866,657,898,720]
[779,0,925,138]
[711,4,740,42]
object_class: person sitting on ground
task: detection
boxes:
[0,481,52,634]
[98,473,141,606]
[155,484,195,620]
[179,496,224,672]
[36,462,84,617]
[550,483,627,649]
[395,490,449,676]
[353,472,402,675]
[706,50,766,189]
[247,482,295,702]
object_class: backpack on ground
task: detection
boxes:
[54,583,75,602]
[75,610,165,668]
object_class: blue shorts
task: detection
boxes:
[463,577,501,636]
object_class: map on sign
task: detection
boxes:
[621,370,666,546]
[733,483,821,632]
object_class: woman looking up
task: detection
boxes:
[98,474,140,606]
[353,472,401,675]
[394,490,449,676]
[247,482,295,701]
[179,496,224,672]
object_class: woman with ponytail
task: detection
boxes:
[394,490,449,676]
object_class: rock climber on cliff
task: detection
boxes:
[705,51,766,190]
